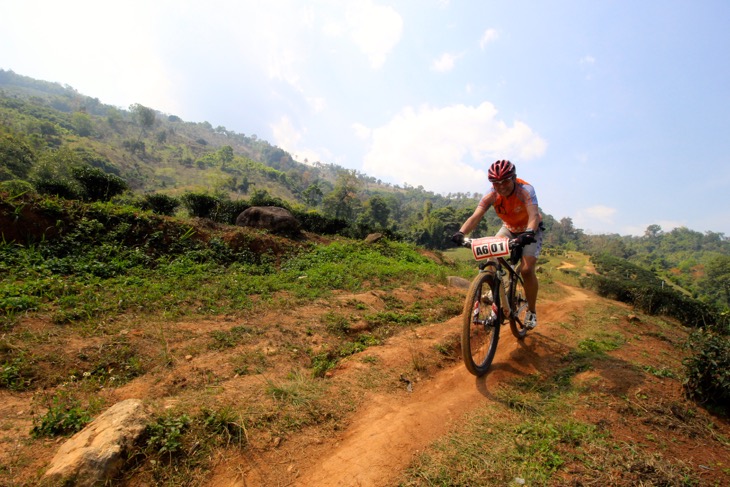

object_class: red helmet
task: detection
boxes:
[488,160,516,181]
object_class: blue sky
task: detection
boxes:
[2,0,729,236]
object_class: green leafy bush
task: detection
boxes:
[71,165,128,202]
[217,199,249,224]
[683,328,730,415]
[144,413,191,457]
[141,193,180,216]
[180,192,220,219]
[0,179,34,197]
[201,407,246,446]
[0,131,35,180]
[33,177,81,199]
[292,209,350,235]
[31,393,92,437]
[582,253,718,328]
[1,355,34,390]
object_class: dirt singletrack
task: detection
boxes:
[209,284,596,486]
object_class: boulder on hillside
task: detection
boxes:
[447,276,471,289]
[42,399,149,487]
[364,233,384,244]
[235,206,301,237]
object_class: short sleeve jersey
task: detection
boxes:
[478,178,541,233]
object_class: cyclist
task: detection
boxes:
[452,160,543,329]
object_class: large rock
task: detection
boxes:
[235,206,301,236]
[364,233,384,244]
[42,399,149,487]
[447,276,471,289]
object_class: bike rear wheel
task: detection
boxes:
[509,275,529,339]
[461,270,501,376]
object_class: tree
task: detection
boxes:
[702,255,730,308]
[72,112,93,137]
[323,171,360,220]
[365,195,390,228]
[543,216,582,248]
[130,103,156,138]
[409,201,445,249]
[303,182,324,207]
[644,224,663,239]
[218,146,234,165]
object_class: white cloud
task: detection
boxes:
[579,205,616,222]
[479,28,499,49]
[431,53,461,72]
[580,55,596,80]
[346,1,403,69]
[271,116,331,165]
[352,122,372,140]
[574,205,617,233]
[580,55,596,64]
[271,116,303,150]
[361,103,546,193]
[306,96,327,113]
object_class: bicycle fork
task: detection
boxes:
[496,268,511,318]
[473,268,507,327]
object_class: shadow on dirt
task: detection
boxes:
[471,331,648,402]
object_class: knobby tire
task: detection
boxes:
[461,269,501,376]
[509,272,529,339]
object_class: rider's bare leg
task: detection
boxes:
[520,255,539,312]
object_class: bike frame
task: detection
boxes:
[467,239,524,323]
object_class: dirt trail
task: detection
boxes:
[218,284,595,486]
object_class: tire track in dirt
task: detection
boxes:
[289,284,593,487]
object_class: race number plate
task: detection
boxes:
[471,236,510,261]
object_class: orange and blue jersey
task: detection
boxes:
[477,178,542,233]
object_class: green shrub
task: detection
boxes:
[683,328,730,415]
[144,413,191,457]
[201,407,246,446]
[31,393,92,437]
[1,355,34,391]
[292,209,350,235]
[181,192,220,219]
[33,177,81,199]
[581,274,717,328]
[141,193,180,216]
[0,179,35,197]
[0,131,35,180]
[217,199,249,224]
[71,165,128,202]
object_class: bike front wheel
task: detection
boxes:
[509,275,529,339]
[461,270,501,376]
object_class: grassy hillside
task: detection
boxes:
[0,69,488,242]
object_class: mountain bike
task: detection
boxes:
[459,236,530,376]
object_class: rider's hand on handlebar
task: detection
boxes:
[451,231,465,245]
[514,230,536,247]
